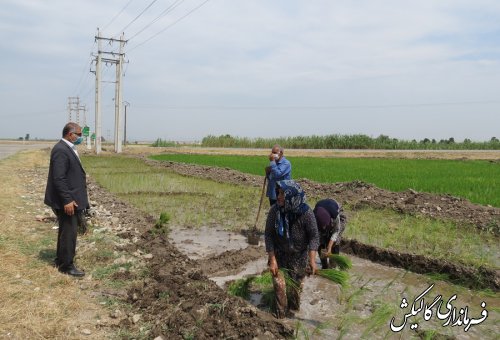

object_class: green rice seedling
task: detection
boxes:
[426,272,451,282]
[151,212,171,236]
[317,269,349,287]
[478,289,498,298]
[327,254,352,270]
[150,153,500,207]
[82,155,263,231]
[347,207,498,271]
[419,329,438,340]
[260,269,300,291]
[251,271,274,287]
[344,284,369,310]
[360,301,396,338]
[294,320,331,340]
[252,269,301,310]
[227,277,253,299]
[157,212,170,225]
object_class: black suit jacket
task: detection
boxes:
[44,140,89,211]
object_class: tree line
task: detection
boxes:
[200,134,500,150]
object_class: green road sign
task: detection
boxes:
[83,126,90,137]
[91,133,96,140]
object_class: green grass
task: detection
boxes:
[93,262,133,280]
[81,155,262,231]
[81,155,498,273]
[348,207,499,269]
[150,154,500,207]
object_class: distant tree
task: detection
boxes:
[491,137,499,143]
[448,137,455,144]
[25,133,30,141]
[421,138,430,144]
[431,139,436,144]
[463,138,471,144]
[376,134,390,141]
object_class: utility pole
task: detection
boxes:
[67,97,80,122]
[123,101,130,146]
[79,104,87,126]
[79,104,91,150]
[92,29,127,154]
[92,29,102,154]
[114,33,125,153]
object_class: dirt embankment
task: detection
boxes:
[87,179,294,339]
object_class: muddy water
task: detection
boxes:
[168,226,250,260]
[170,227,499,339]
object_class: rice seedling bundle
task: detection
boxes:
[317,269,349,287]
[327,254,352,270]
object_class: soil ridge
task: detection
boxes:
[142,157,499,233]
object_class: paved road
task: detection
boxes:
[0,141,53,160]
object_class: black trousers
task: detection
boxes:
[54,210,79,271]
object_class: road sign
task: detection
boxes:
[91,133,96,141]
[83,126,90,137]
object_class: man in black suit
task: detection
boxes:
[44,122,89,277]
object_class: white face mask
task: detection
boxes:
[272,153,280,160]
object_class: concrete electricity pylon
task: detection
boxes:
[67,97,80,122]
[91,29,127,154]
[79,104,87,126]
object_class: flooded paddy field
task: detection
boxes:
[80,153,498,339]
[170,227,499,339]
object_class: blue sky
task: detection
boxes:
[0,0,499,142]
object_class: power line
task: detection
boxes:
[127,0,210,53]
[102,0,135,32]
[114,0,159,38]
[128,0,186,41]
[129,100,500,110]
[72,40,97,96]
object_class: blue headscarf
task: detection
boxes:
[275,180,310,238]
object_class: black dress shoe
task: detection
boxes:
[60,267,85,277]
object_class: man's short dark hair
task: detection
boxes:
[62,122,80,137]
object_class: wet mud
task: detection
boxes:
[172,227,499,339]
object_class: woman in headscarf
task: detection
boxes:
[264,180,319,318]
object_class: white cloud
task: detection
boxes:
[0,0,499,141]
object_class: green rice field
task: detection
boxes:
[150,154,500,207]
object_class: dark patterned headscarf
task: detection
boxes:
[275,180,310,238]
